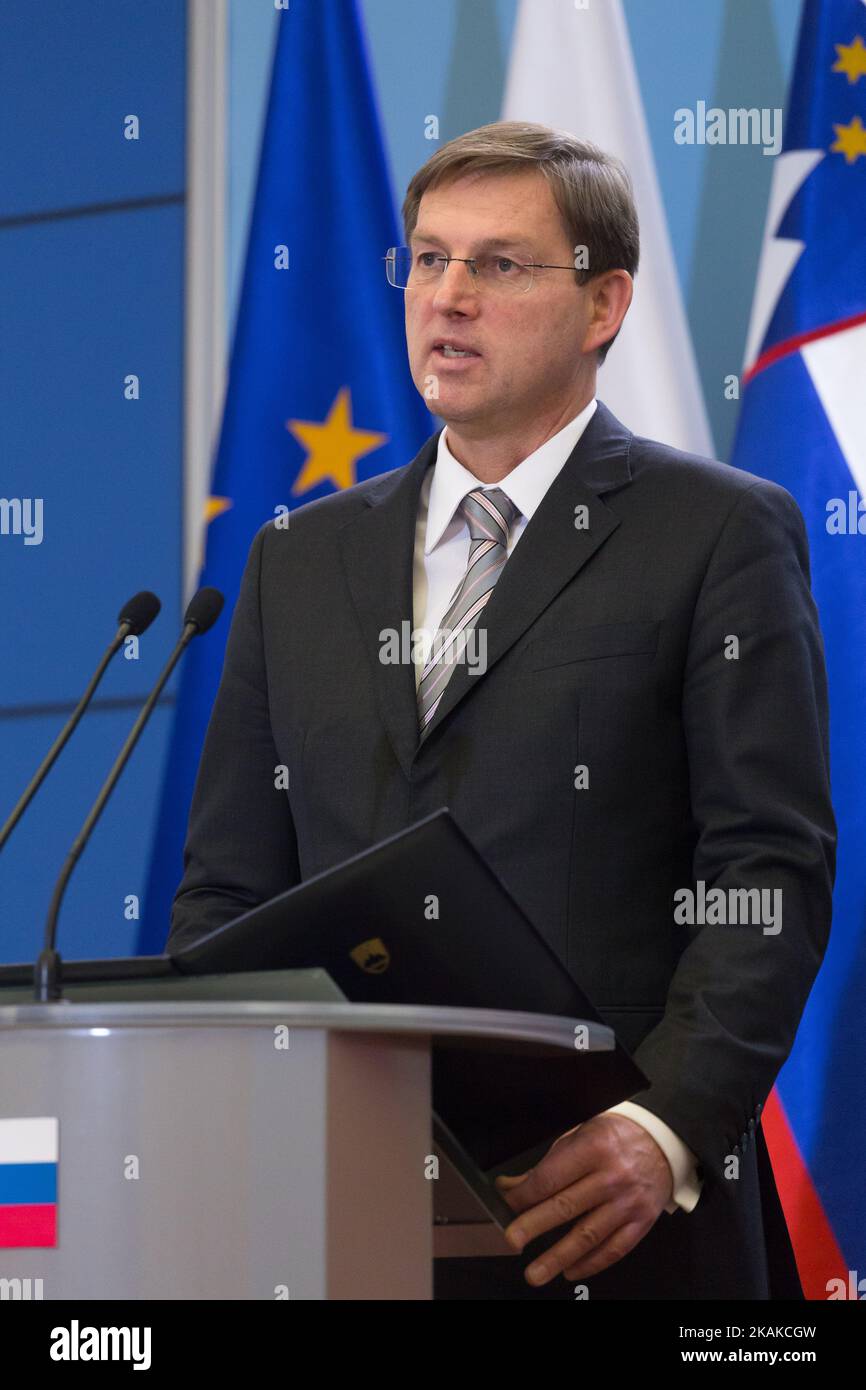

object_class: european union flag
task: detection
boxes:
[731,0,866,1295]
[138,0,432,950]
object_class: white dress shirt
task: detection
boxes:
[412,397,702,1215]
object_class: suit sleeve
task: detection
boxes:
[167,523,301,951]
[624,479,836,1189]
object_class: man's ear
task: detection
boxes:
[581,270,633,356]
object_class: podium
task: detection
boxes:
[0,970,616,1300]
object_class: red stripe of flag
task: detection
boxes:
[0,1203,57,1248]
[743,309,866,385]
[762,1086,847,1299]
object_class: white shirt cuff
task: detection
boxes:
[603,1101,703,1213]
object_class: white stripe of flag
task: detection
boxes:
[0,1117,59,1165]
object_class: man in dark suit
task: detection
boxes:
[167,122,836,1300]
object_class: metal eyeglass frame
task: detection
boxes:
[383,246,581,294]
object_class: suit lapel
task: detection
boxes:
[339,434,439,778]
[339,401,634,772]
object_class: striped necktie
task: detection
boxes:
[417,486,520,737]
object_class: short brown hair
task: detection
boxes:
[402,121,639,364]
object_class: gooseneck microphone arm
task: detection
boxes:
[35,587,224,1003]
[0,592,161,854]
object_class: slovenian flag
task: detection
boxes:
[0,1117,58,1247]
[730,0,866,1297]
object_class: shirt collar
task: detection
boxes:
[424,398,598,555]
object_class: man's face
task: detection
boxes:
[404,169,594,436]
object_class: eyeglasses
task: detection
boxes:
[383,245,580,296]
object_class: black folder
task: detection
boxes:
[173,807,649,1221]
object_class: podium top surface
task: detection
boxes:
[0,999,613,1057]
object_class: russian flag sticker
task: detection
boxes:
[0,1118,58,1248]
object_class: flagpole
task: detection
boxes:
[184,0,228,603]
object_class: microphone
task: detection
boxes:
[35,587,225,1003]
[0,592,161,854]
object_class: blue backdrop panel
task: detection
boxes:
[0,0,185,219]
[0,0,187,964]
[0,207,184,705]
[0,704,176,963]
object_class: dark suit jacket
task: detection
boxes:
[168,401,836,1299]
